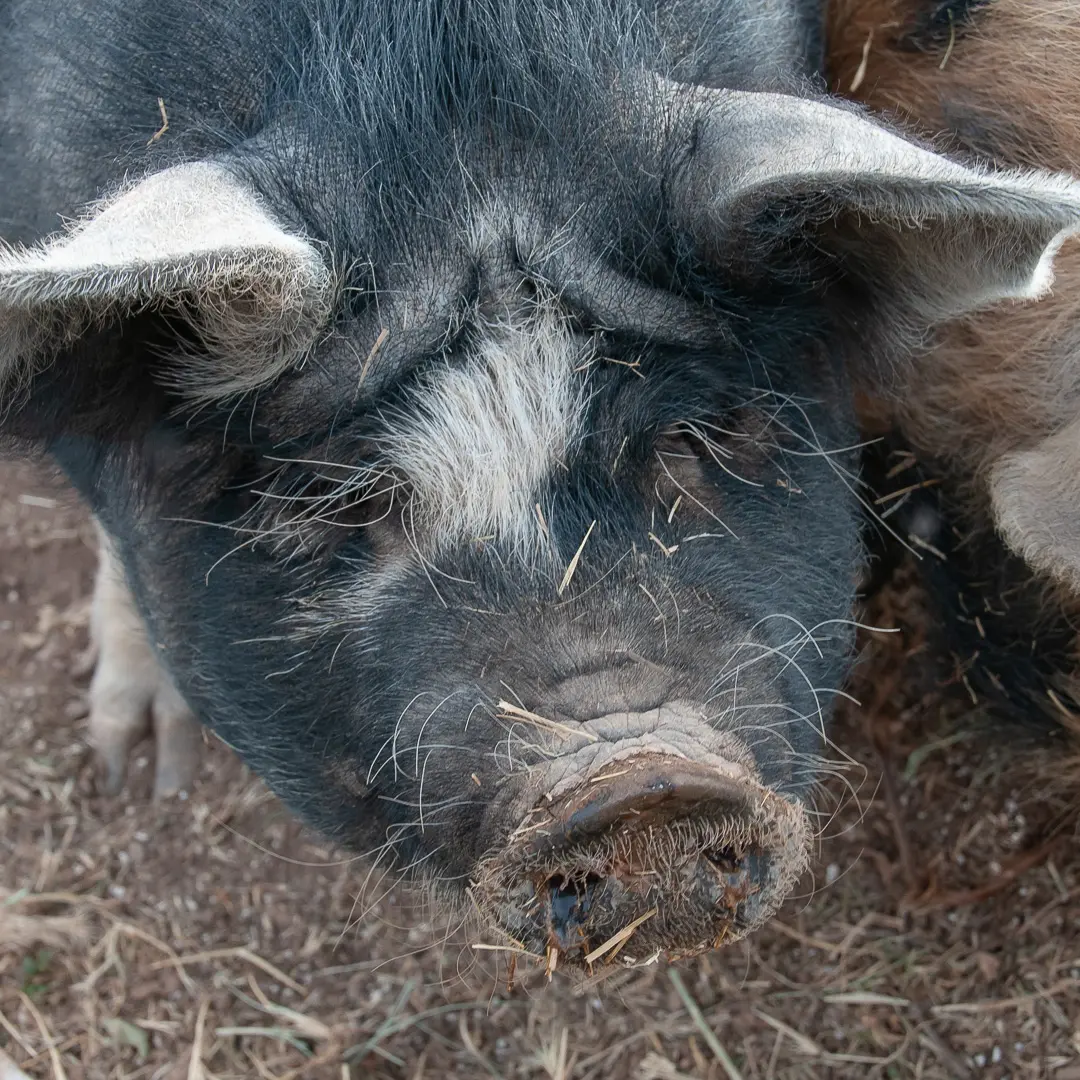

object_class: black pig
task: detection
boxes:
[1,0,1078,967]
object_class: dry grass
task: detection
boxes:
[1,459,1079,1078]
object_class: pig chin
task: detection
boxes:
[473,702,811,971]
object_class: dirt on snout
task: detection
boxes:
[2,457,1080,1080]
[476,756,811,971]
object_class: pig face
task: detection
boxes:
[3,1,1080,968]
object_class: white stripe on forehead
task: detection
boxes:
[380,298,591,554]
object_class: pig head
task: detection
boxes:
[2,2,1080,968]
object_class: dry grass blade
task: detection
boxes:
[822,992,911,1007]
[232,982,333,1042]
[668,970,743,1080]
[214,1026,313,1055]
[457,1015,505,1079]
[358,326,389,386]
[557,519,595,596]
[187,998,210,1080]
[147,97,169,144]
[647,532,678,557]
[18,993,67,1080]
[848,29,872,92]
[545,944,559,980]
[930,979,1080,1015]
[149,945,304,993]
[750,1008,821,1056]
[0,1008,34,1059]
[496,700,599,743]
[470,942,543,957]
[583,907,658,966]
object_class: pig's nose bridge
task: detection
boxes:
[531,701,760,803]
[373,298,592,558]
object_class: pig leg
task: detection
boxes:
[86,520,201,798]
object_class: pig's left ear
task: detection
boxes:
[0,160,332,413]
[674,89,1080,371]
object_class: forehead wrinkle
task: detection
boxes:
[324,256,480,397]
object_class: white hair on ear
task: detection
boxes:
[657,79,1080,345]
[0,161,333,402]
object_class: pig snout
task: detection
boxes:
[475,702,811,970]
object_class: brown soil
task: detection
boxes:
[1,459,1078,1079]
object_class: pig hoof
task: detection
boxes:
[477,757,810,969]
[86,529,201,799]
[89,669,201,798]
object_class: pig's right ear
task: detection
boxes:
[0,161,332,439]
[667,88,1080,380]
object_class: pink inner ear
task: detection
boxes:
[990,416,1080,595]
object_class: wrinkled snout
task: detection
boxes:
[475,705,811,971]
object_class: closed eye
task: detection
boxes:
[236,451,412,559]
[656,418,765,488]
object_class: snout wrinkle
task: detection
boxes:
[545,653,676,721]
[539,700,757,801]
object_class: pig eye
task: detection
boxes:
[655,419,751,467]
[243,457,411,558]
[653,411,776,499]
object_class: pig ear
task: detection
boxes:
[674,89,1080,368]
[0,160,332,406]
[990,421,1080,597]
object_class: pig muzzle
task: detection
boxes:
[474,702,811,970]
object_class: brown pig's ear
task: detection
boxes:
[991,421,1080,597]
[0,160,332,411]
[666,86,1080,374]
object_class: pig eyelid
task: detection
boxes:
[230,452,413,559]
[654,419,752,462]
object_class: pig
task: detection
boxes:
[2,0,1079,969]
[828,0,1080,742]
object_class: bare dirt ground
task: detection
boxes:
[1,458,1079,1080]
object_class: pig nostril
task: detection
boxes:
[546,873,603,949]
[705,847,742,873]
[703,847,761,908]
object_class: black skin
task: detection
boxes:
[44,325,861,880]
[1,0,866,890]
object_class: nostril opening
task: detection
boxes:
[546,872,603,949]
[705,847,743,873]
[703,847,766,911]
